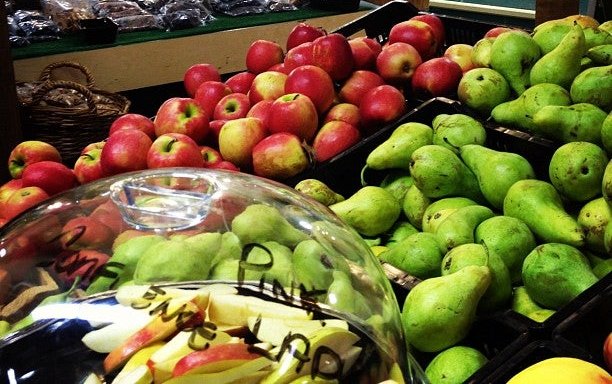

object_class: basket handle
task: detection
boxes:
[30,80,98,113]
[38,61,96,89]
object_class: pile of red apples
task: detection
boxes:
[1,12,507,227]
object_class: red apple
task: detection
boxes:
[604,332,612,371]
[252,132,311,180]
[286,22,326,51]
[89,199,126,236]
[389,19,437,60]
[323,102,361,128]
[183,63,221,97]
[485,26,515,38]
[338,70,385,107]
[213,92,251,121]
[267,93,319,142]
[194,81,233,119]
[246,99,273,128]
[173,343,261,377]
[54,249,110,285]
[100,129,153,176]
[225,71,257,94]
[8,140,62,179]
[206,119,228,147]
[208,160,240,172]
[3,186,50,221]
[154,97,210,143]
[285,64,336,114]
[284,41,315,72]
[311,33,354,81]
[73,141,107,184]
[199,145,223,168]
[410,13,446,51]
[21,160,77,196]
[312,120,361,163]
[108,113,156,139]
[268,62,290,75]
[0,179,23,216]
[375,42,423,85]
[248,71,288,105]
[444,43,476,72]
[246,39,285,75]
[60,215,116,251]
[411,57,463,99]
[147,132,205,169]
[218,117,267,170]
[348,36,382,70]
[359,84,407,134]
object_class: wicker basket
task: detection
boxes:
[18,61,131,166]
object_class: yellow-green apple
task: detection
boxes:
[312,120,361,162]
[8,140,62,179]
[172,342,263,377]
[485,26,515,38]
[457,67,511,116]
[218,117,267,170]
[471,37,494,68]
[245,39,285,74]
[147,133,205,169]
[109,113,156,139]
[359,84,407,134]
[154,97,210,143]
[375,42,422,84]
[0,179,23,217]
[53,249,110,285]
[252,132,311,180]
[225,71,256,94]
[246,99,273,129]
[248,70,288,105]
[267,93,319,142]
[208,160,240,172]
[324,102,361,128]
[311,33,354,81]
[59,215,116,251]
[200,145,223,168]
[21,160,77,196]
[100,129,153,175]
[73,141,106,184]
[338,69,385,107]
[213,92,251,121]
[284,41,315,72]
[410,13,446,51]
[389,19,437,60]
[411,57,463,99]
[348,36,382,70]
[444,43,476,72]
[286,22,326,51]
[183,63,221,97]
[3,186,50,221]
[285,64,336,114]
[194,81,232,119]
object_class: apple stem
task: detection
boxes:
[165,138,178,152]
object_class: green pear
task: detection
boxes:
[294,179,344,206]
[591,255,612,278]
[549,142,609,202]
[471,37,494,67]
[325,270,371,319]
[379,170,413,203]
[503,179,585,247]
[431,114,487,153]
[366,122,433,171]
[490,30,541,95]
[532,22,573,54]
[587,44,612,65]
[133,238,212,284]
[379,232,445,279]
[409,145,485,203]
[384,220,419,247]
[401,265,491,352]
[605,221,612,254]
[475,216,537,284]
[184,231,223,261]
[600,20,612,34]
[601,112,612,155]
[583,27,612,49]
[491,83,572,132]
[522,243,599,309]
[581,56,596,71]
[210,231,243,267]
[402,184,430,230]
[247,241,295,287]
[577,197,611,253]
[292,239,350,292]
[329,186,401,237]
[435,205,495,251]
[425,345,488,384]
[460,144,536,210]
[604,160,612,206]
[421,197,478,233]
[457,67,511,116]
[441,243,512,312]
[209,258,261,282]
[530,24,585,89]
[511,286,556,322]
[533,103,607,144]
[570,64,612,112]
[231,204,308,248]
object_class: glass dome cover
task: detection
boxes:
[0,168,426,383]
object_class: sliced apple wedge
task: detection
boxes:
[111,364,153,384]
[247,316,349,346]
[112,341,164,383]
[172,342,264,377]
[165,356,273,384]
[208,294,312,326]
[81,316,151,353]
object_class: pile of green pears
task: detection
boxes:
[294,110,611,380]
[461,15,612,150]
